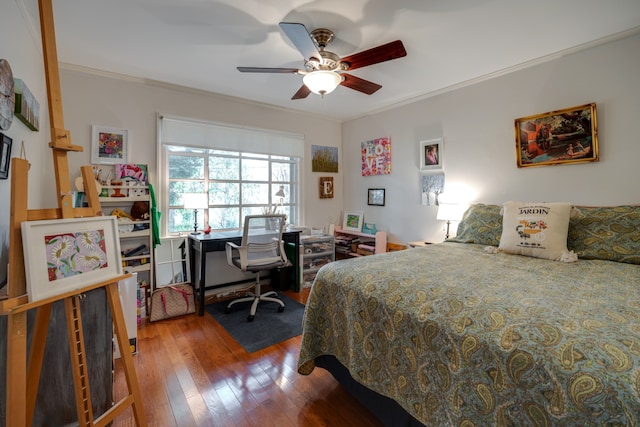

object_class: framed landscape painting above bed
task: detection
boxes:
[515,103,598,168]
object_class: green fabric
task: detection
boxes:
[149,183,161,248]
[447,203,502,246]
[568,205,640,264]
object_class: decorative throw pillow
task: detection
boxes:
[498,201,575,262]
[447,204,503,246]
[568,205,640,264]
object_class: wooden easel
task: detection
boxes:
[0,1,146,426]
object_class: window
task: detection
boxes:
[159,116,303,235]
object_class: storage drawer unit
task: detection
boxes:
[300,235,335,287]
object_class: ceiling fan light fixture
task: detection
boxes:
[303,70,343,96]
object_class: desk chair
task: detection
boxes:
[225,214,290,321]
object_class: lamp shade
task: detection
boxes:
[303,70,343,96]
[436,202,467,222]
[183,192,207,209]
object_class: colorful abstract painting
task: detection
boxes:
[92,125,128,164]
[98,132,124,159]
[45,229,109,282]
[361,137,391,176]
[115,163,148,184]
[23,216,122,302]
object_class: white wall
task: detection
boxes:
[342,33,640,244]
[57,70,344,288]
[59,69,343,231]
[0,1,52,286]
[2,1,639,287]
[1,1,342,288]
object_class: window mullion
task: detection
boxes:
[203,153,210,228]
[163,140,299,235]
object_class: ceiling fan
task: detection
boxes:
[237,22,407,99]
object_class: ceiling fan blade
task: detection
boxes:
[291,85,311,100]
[279,22,322,61]
[340,73,382,95]
[237,67,300,74]
[340,40,407,71]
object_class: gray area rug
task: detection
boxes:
[205,294,305,353]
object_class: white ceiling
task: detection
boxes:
[27,0,640,121]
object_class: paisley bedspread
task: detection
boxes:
[297,242,640,426]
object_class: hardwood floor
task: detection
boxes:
[112,288,383,426]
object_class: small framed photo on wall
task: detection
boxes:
[420,138,443,171]
[367,188,385,206]
[0,133,13,179]
[0,132,12,179]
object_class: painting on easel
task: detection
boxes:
[21,216,123,302]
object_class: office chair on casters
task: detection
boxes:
[225,214,290,322]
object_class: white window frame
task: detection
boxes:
[157,115,303,237]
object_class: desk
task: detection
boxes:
[189,230,300,316]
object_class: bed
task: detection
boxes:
[298,203,640,426]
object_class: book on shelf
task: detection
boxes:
[356,243,375,256]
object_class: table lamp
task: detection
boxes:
[437,202,467,239]
[275,185,286,205]
[183,192,207,234]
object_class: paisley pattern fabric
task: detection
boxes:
[447,203,502,246]
[568,205,640,264]
[298,242,640,426]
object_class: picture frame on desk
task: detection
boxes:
[342,210,364,232]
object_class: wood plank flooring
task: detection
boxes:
[111,288,383,426]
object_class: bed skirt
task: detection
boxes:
[315,355,425,427]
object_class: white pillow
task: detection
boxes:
[498,201,575,262]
